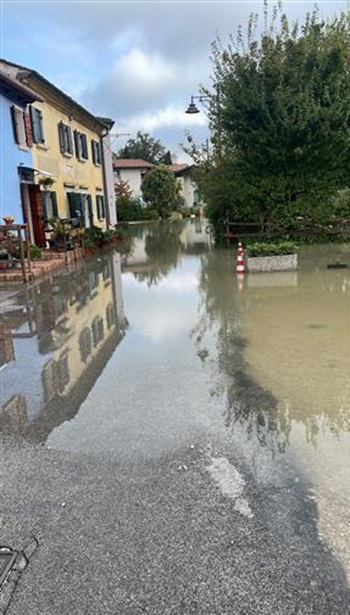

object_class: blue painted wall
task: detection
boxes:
[0,94,33,223]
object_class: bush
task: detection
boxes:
[28,244,42,260]
[245,240,298,257]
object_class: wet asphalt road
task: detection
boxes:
[1,429,349,614]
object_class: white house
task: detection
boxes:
[169,163,198,209]
[113,158,198,208]
[113,158,152,199]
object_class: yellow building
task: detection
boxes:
[0,59,112,247]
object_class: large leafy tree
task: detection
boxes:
[117,131,172,165]
[141,165,178,216]
[193,3,350,237]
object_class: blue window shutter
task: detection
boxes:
[91,140,96,164]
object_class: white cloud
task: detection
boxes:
[119,103,207,133]
[117,49,176,93]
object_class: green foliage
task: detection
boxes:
[189,3,350,241]
[117,131,171,165]
[245,240,298,257]
[116,195,159,221]
[28,244,43,260]
[141,165,178,216]
[5,240,42,260]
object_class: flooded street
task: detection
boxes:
[0,220,349,614]
[238,246,350,579]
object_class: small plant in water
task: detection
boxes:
[245,241,298,257]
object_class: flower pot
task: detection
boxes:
[247,253,298,272]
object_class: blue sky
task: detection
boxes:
[1,1,347,158]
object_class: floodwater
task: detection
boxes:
[0,220,349,579]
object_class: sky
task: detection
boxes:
[1,0,347,160]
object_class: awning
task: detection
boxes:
[18,166,56,182]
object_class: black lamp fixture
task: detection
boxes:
[185,96,200,114]
[185,94,211,114]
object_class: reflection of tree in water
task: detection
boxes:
[134,222,185,287]
[134,268,166,288]
[194,251,291,454]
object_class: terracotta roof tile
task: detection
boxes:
[113,158,153,169]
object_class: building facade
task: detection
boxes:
[170,163,197,209]
[113,159,152,199]
[0,69,39,226]
[113,158,198,209]
[0,60,115,247]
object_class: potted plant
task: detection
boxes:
[48,218,73,251]
[39,177,55,189]
[2,216,15,226]
[245,240,299,272]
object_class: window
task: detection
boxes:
[79,328,92,364]
[96,195,105,220]
[91,317,104,347]
[74,130,88,160]
[41,191,58,220]
[91,139,102,165]
[67,192,94,228]
[58,122,73,155]
[29,105,45,143]
[67,191,84,221]
[10,105,26,147]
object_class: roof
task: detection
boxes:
[0,68,42,105]
[0,59,107,133]
[113,159,153,169]
[96,116,115,130]
[169,163,194,176]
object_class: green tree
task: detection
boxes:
[141,165,178,216]
[191,3,350,239]
[117,131,171,164]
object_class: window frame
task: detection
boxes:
[58,122,74,156]
[29,105,45,144]
[91,139,102,166]
[74,130,89,161]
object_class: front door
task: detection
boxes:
[28,184,46,247]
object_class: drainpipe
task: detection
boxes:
[100,128,111,229]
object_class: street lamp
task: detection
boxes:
[185,94,210,115]
[185,87,222,160]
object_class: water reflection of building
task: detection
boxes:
[0,253,126,440]
[179,218,211,254]
[121,220,211,287]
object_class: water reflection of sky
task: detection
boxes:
[48,254,224,458]
[122,257,201,343]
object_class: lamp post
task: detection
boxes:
[185,86,222,159]
[185,94,210,115]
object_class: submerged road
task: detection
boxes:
[0,222,349,613]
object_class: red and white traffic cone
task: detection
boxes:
[236,242,245,274]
